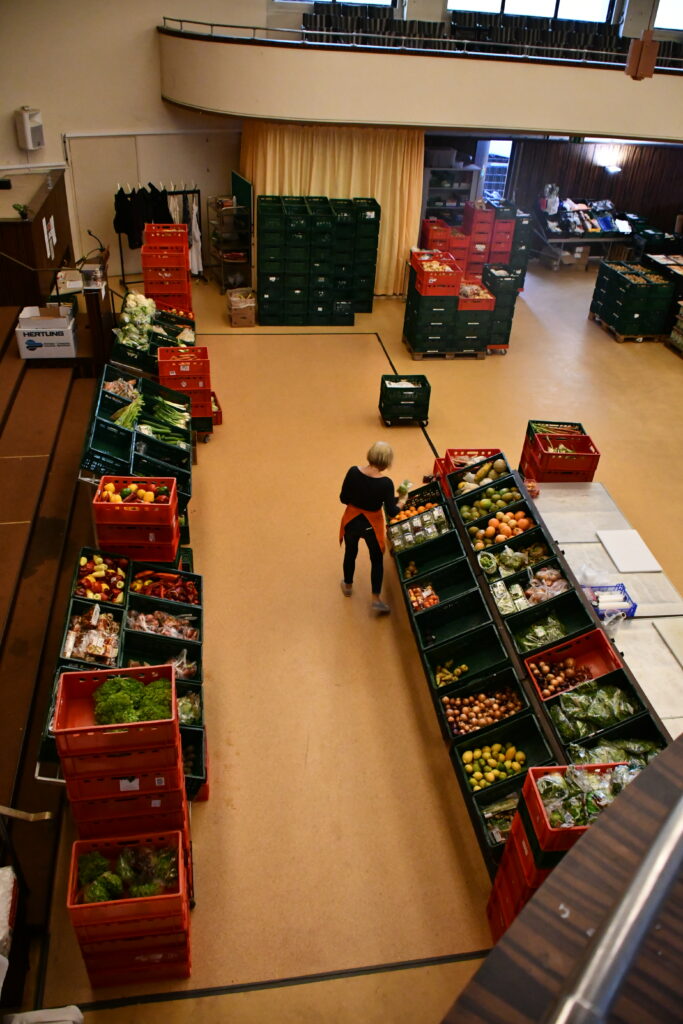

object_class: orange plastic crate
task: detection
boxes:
[144,224,188,243]
[211,392,222,426]
[158,374,210,392]
[522,764,626,853]
[80,925,189,958]
[73,905,189,944]
[93,477,178,526]
[96,532,180,565]
[141,248,189,270]
[75,805,188,841]
[530,433,600,477]
[154,299,194,318]
[66,763,184,802]
[60,739,182,781]
[85,951,191,987]
[71,788,186,824]
[458,280,496,312]
[54,664,178,757]
[421,217,451,245]
[447,232,470,258]
[158,347,211,378]
[462,202,495,234]
[507,814,558,888]
[95,522,179,547]
[67,832,188,928]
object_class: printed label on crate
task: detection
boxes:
[119,778,141,791]
[155,776,167,787]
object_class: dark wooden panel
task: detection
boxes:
[0,522,32,646]
[0,368,71,457]
[510,141,683,233]
[10,380,96,929]
[443,736,683,1023]
[0,307,20,357]
[0,456,49,524]
[0,320,26,434]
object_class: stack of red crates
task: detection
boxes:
[486,764,621,943]
[421,204,513,279]
[158,347,212,419]
[93,476,180,564]
[141,224,192,314]
[410,250,463,296]
[53,664,192,985]
[420,217,451,251]
[461,202,495,277]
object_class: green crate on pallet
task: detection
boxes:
[258,280,284,301]
[179,547,194,572]
[353,296,374,314]
[84,418,134,475]
[354,257,377,277]
[259,227,285,248]
[258,254,287,274]
[258,297,284,317]
[332,300,354,326]
[191,416,214,434]
[309,301,334,318]
[354,236,379,256]
[406,297,459,327]
[110,339,156,376]
[176,680,203,727]
[310,257,334,275]
[487,199,517,220]
[284,299,308,317]
[404,322,452,347]
[482,264,523,293]
[453,335,488,354]
[310,234,335,253]
[330,198,356,224]
[453,310,493,336]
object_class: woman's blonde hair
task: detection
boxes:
[367,441,394,471]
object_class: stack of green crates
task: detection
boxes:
[403,266,459,354]
[256,195,381,326]
[482,264,523,349]
[590,261,676,336]
[509,210,532,288]
[379,374,430,426]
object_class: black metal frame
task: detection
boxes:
[115,187,202,290]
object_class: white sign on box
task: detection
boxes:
[15,304,77,360]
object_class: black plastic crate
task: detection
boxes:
[180,725,206,799]
[506,590,595,658]
[122,630,202,684]
[403,558,477,613]
[450,711,555,800]
[394,532,464,581]
[130,450,191,500]
[545,669,647,751]
[435,666,529,745]
[414,589,491,650]
[422,623,512,693]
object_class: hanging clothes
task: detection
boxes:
[189,194,203,275]
[147,183,172,223]
[167,192,182,226]
[114,187,144,249]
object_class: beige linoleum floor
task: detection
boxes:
[39,263,683,1023]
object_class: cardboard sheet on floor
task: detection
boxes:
[596,529,662,573]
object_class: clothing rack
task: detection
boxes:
[114,184,203,290]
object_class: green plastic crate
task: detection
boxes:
[180,725,206,799]
[414,589,491,650]
[59,597,125,672]
[122,629,202,683]
[257,195,285,229]
[130,450,191,500]
[353,197,381,224]
[177,680,204,727]
[423,623,512,693]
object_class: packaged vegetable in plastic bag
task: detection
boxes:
[535,772,568,802]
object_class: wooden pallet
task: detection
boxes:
[402,336,485,360]
[587,311,667,344]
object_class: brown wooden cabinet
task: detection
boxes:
[0,168,73,306]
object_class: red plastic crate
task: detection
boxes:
[410,250,463,296]
[458,281,496,312]
[489,245,513,262]
[447,232,470,258]
[66,763,184,802]
[211,392,222,426]
[522,764,626,853]
[147,291,193,312]
[54,665,178,757]
[95,528,180,565]
[142,240,188,256]
[144,277,191,294]
[497,834,539,909]
[462,202,495,234]
[444,448,503,474]
[74,906,189,944]
[186,391,213,417]
[93,477,178,526]
[486,872,518,943]
[67,832,188,928]
[71,787,185,824]
[80,925,189,958]
[86,952,191,987]
[431,457,452,497]
[194,740,210,802]
[159,374,211,392]
[141,248,189,270]
[76,805,188,841]
[95,522,178,546]
[523,628,623,701]
[158,347,211,378]
[421,217,451,246]
[507,814,555,888]
[154,299,194,318]
[144,224,188,244]
[529,433,600,478]
[492,224,514,242]
[520,447,595,484]
[60,739,182,780]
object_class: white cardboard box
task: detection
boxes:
[15,305,77,359]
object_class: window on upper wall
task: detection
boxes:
[655,0,683,31]
[557,0,610,17]
[277,1,395,5]
[503,0,556,16]
[447,1,503,12]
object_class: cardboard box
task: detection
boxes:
[226,288,256,327]
[16,305,77,359]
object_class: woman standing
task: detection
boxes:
[339,441,406,614]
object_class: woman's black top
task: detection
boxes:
[340,466,400,518]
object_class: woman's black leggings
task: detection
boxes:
[343,514,384,594]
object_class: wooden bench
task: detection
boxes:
[0,307,98,1007]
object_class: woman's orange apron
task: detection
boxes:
[339,505,386,553]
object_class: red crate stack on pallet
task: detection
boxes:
[54,663,192,985]
[519,421,600,483]
[142,224,192,314]
[157,347,213,419]
[93,476,180,564]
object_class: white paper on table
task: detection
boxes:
[596,530,662,573]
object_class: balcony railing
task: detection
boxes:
[160,18,683,73]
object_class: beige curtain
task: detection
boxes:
[240,120,424,296]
